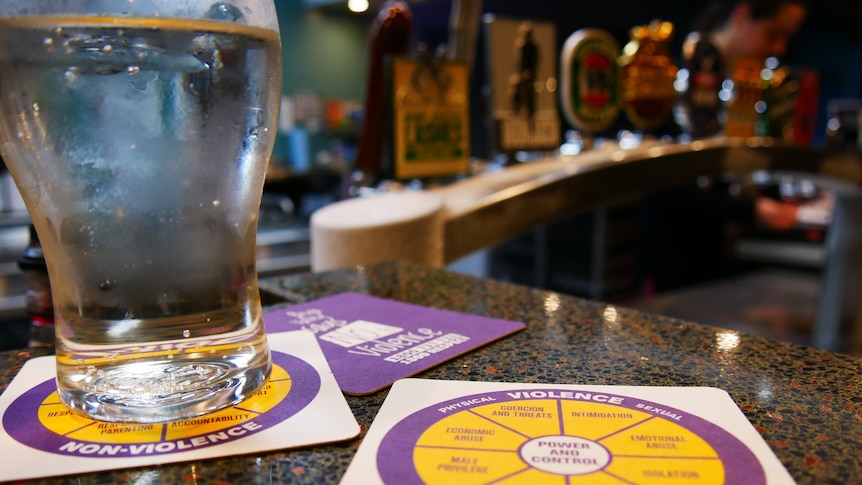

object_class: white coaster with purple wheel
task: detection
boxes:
[0,331,359,482]
[341,379,795,484]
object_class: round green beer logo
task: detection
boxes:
[560,29,621,133]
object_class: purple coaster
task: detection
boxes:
[264,293,526,395]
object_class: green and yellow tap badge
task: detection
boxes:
[390,57,470,180]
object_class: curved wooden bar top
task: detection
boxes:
[309,137,862,352]
[433,136,861,263]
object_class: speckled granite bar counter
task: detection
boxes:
[1,261,860,484]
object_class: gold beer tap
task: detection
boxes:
[618,20,678,132]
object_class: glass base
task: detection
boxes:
[57,353,271,423]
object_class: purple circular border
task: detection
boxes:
[377,389,765,485]
[2,351,320,457]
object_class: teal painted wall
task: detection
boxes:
[276,1,369,99]
[272,0,370,165]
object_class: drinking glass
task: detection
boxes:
[0,0,281,423]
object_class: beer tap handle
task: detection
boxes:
[353,1,413,181]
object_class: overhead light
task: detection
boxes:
[348,0,369,12]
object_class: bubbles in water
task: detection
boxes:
[212,200,221,207]
[182,329,191,338]
[99,279,115,291]
[86,365,96,374]
[102,44,114,55]
[127,65,140,74]
[207,3,245,22]
[43,37,54,48]
[64,68,79,86]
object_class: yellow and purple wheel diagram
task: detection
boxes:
[377,390,765,485]
[3,351,319,457]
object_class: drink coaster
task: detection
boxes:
[341,379,794,484]
[0,331,359,482]
[265,292,526,395]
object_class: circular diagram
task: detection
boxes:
[377,389,765,484]
[3,351,319,458]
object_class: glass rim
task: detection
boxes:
[0,1,280,33]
